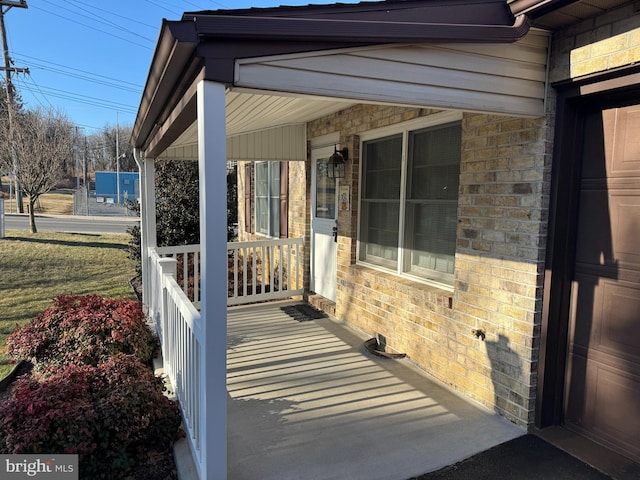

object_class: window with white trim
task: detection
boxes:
[255,161,280,237]
[359,118,461,285]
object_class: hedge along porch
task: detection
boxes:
[130,1,549,478]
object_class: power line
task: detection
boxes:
[14,73,54,109]
[15,57,141,93]
[143,0,182,17]
[54,0,156,44]
[73,123,111,132]
[13,52,142,89]
[19,82,138,114]
[32,4,153,50]
[5,2,207,129]
[66,0,160,31]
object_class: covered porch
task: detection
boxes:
[131,2,548,478]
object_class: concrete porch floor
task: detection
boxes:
[223,300,524,480]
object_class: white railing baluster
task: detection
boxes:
[182,254,188,296]
[194,251,200,306]
[270,244,275,293]
[288,243,292,291]
[252,245,257,297]
[241,248,247,298]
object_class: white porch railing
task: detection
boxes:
[227,238,304,305]
[156,238,304,307]
[155,244,201,307]
[147,249,204,475]
[147,238,304,478]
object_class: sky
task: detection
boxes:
[3,0,362,134]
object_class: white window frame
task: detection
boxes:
[254,161,280,238]
[356,110,463,290]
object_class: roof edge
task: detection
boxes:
[132,20,199,149]
[189,13,531,44]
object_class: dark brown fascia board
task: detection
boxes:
[190,7,530,84]
[144,75,200,159]
[186,0,512,22]
[187,13,530,45]
[132,20,198,150]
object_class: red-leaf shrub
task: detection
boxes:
[0,364,99,456]
[0,354,181,479]
[7,294,158,374]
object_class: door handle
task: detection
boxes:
[332,226,338,243]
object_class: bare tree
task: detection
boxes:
[83,124,135,179]
[0,107,74,233]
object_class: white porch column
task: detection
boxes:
[197,79,227,479]
[138,154,157,311]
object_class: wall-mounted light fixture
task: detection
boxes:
[328,145,348,179]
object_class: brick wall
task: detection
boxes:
[455,114,550,425]
[549,1,640,83]
[304,105,550,428]
[290,160,310,292]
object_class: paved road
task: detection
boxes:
[3,214,139,235]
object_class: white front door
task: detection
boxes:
[311,147,338,302]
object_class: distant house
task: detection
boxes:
[94,171,139,204]
[131,1,640,478]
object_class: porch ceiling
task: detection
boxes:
[226,90,353,135]
[157,91,354,161]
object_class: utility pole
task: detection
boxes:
[116,114,119,204]
[115,112,124,205]
[0,0,28,214]
[74,126,84,214]
[84,136,88,215]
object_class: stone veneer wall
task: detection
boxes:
[306,105,551,428]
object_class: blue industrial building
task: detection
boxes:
[94,171,139,204]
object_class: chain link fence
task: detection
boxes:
[73,188,137,217]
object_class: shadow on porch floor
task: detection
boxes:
[223,300,523,480]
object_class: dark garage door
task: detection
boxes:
[564,104,640,462]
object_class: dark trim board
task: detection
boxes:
[537,66,640,428]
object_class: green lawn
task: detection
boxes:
[1,188,75,215]
[0,229,136,378]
